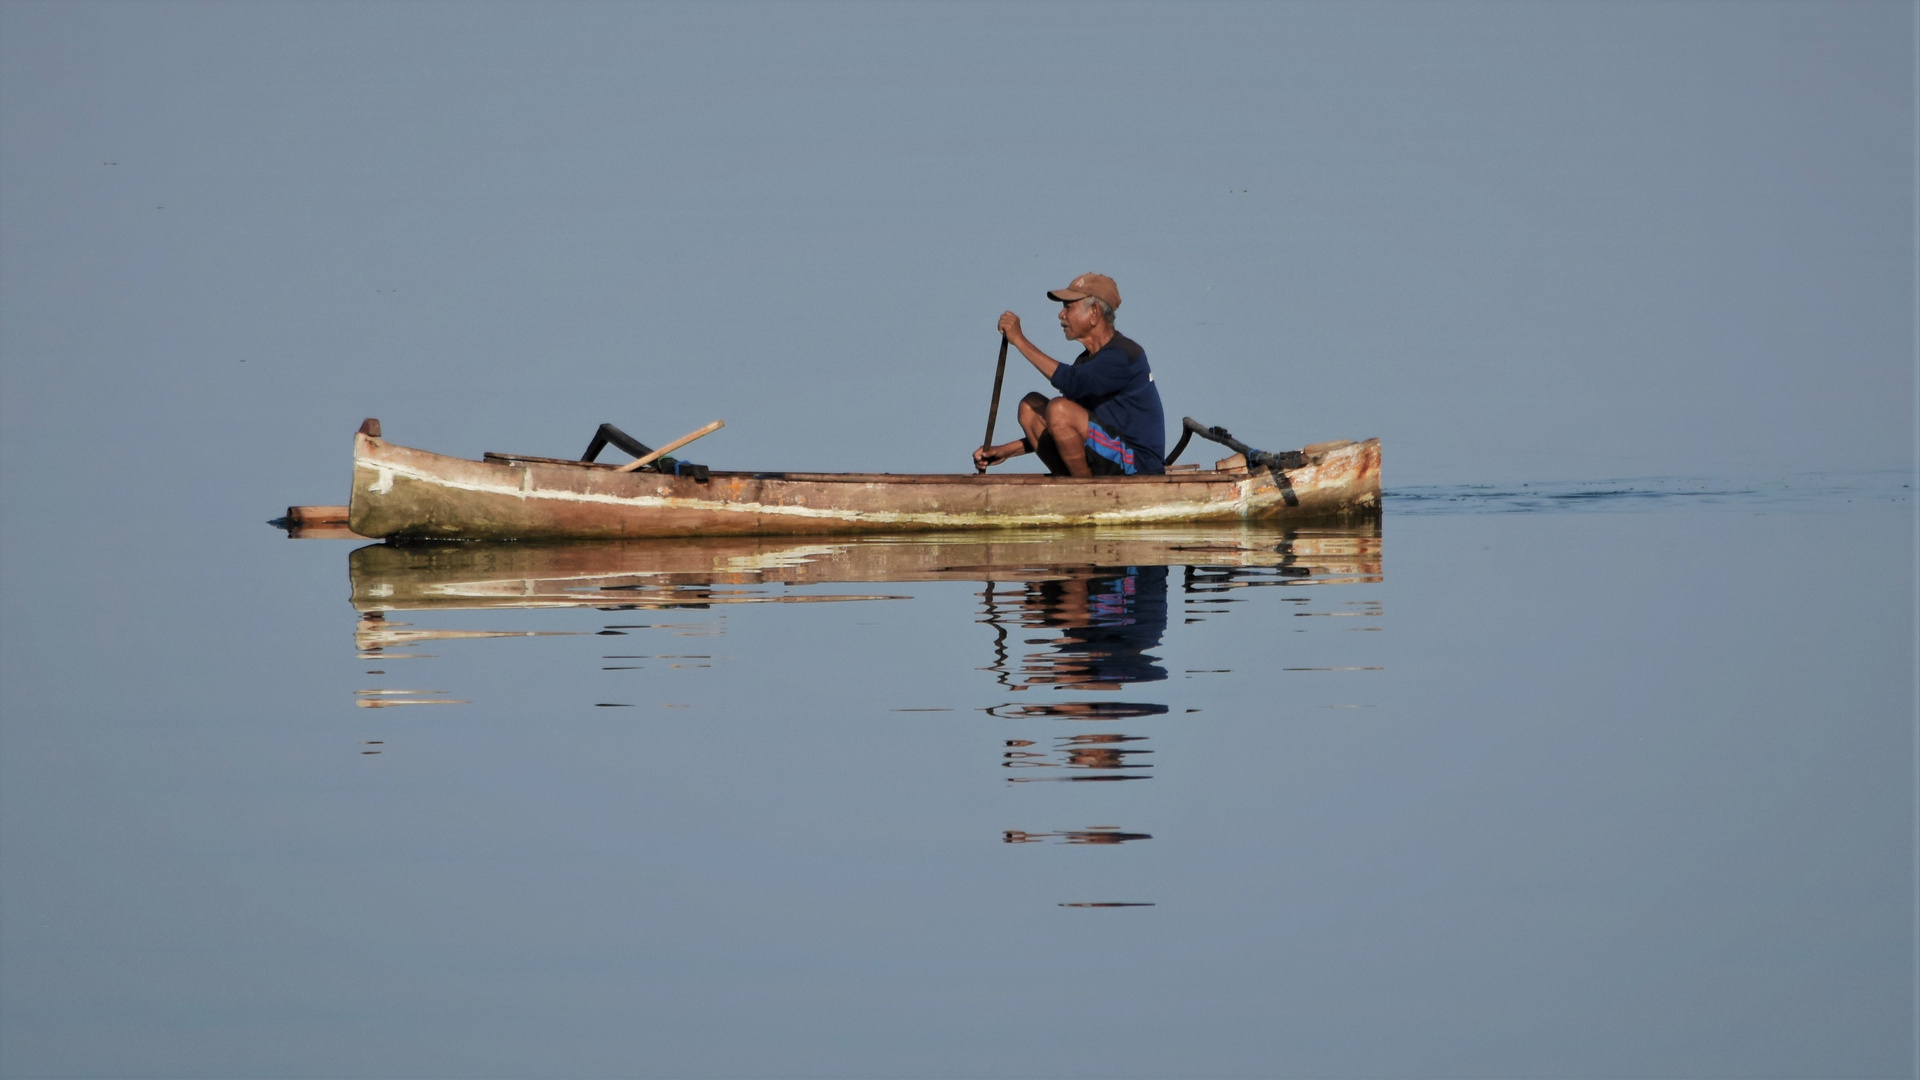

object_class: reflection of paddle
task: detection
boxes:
[977,333,1009,473]
[615,420,724,473]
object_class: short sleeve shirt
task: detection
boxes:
[1046,332,1167,474]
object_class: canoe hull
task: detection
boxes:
[348,432,1380,540]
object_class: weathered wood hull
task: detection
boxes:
[347,430,1380,541]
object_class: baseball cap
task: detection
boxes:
[1047,273,1121,311]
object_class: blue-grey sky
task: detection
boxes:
[1,0,1912,506]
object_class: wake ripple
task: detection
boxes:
[1384,472,1912,515]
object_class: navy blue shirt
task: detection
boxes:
[1048,332,1166,474]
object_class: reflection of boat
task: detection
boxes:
[347,524,1382,613]
[347,421,1380,540]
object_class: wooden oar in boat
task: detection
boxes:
[615,420,724,473]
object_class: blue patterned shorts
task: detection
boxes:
[1084,421,1138,476]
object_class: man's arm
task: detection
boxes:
[998,311,1061,379]
[1047,347,1135,399]
[972,437,1028,471]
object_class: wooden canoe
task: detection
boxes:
[347,420,1381,541]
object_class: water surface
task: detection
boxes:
[1,484,1910,1078]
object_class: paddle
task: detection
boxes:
[614,419,725,473]
[977,333,1010,473]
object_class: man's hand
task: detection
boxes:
[973,439,1023,471]
[999,310,1061,379]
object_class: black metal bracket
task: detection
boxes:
[1165,416,1303,472]
[581,422,709,482]
[582,422,652,463]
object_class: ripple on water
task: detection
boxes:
[1385,471,1911,514]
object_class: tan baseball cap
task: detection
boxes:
[1047,273,1121,311]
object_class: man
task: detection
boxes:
[971,273,1166,477]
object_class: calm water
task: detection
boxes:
[1,480,1911,1078]
[4,4,1910,1074]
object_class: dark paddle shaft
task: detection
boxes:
[978,333,1010,473]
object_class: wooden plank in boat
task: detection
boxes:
[484,452,618,469]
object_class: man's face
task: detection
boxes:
[1058,299,1103,341]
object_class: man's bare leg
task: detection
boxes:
[1017,393,1071,475]
[1045,396,1094,477]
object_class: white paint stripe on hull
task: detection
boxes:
[355,455,1277,528]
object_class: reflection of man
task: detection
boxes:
[1023,566,1169,688]
[972,274,1166,477]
